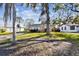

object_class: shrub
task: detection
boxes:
[30,29,39,32]
[0,28,6,33]
[23,28,30,33]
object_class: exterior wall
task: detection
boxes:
[75,26,79,32]
[67,26,77,32]
[60,25,68,32]
[29,24,46,31]
[6,27,24,32]
[60,25,78,32]
[40,24,45,32]
[16,27,24,32]
[29,24,53,32]
[30,25,41,30]
[6,28,13,32]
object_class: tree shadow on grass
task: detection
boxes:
[16,33,67,44]
[0,34,69,56]
[0,33,68,48]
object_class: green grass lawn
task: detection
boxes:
[0,32,12,35]
[16,32,79,43]
[51,32,79,43]
[0,32,79,44]
[16,32,47,40]
[16,32,79,40]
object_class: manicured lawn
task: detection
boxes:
[16,32,79,40]
[16,32,47,40]
[0,32,12,35]
[17,32,79,43]
[0,32,79,44]
[51,32,79,43]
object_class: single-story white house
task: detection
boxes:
[29,24,46,31]
[59,24,79,32]
[6,27,24,32]
[0,24,25,32]
[29,24,42,30]
[29,24,53,32]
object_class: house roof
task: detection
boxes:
[67,24,79,26]
[60,24,79,27]
[30,24,41,27]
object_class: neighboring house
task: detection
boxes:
[29,24,53,32]
[6,27,24,32]
[59,24,79,32]
[0,24,24,32]
[29,24,45,31]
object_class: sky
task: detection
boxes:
[0,4,42,26]
[0,3,79,27]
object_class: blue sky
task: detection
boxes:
[0,4,41,26]
[0,4,53,26]
[0,3,78,27]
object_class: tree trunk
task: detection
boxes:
[3,3,9,31]
[45,4,50,35]
[4,19,7,30]
[12,4,16,44]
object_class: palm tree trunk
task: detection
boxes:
[12,4,16,44]
[45,4,50,35]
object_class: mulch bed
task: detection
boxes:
[0,39,79,56]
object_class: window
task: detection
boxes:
[64,26,66,30]
[70,26,75,30]
[61,27,63,30]
[77,26,79,28]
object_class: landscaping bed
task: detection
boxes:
[5,40,79,56]
[0,32,79,56]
